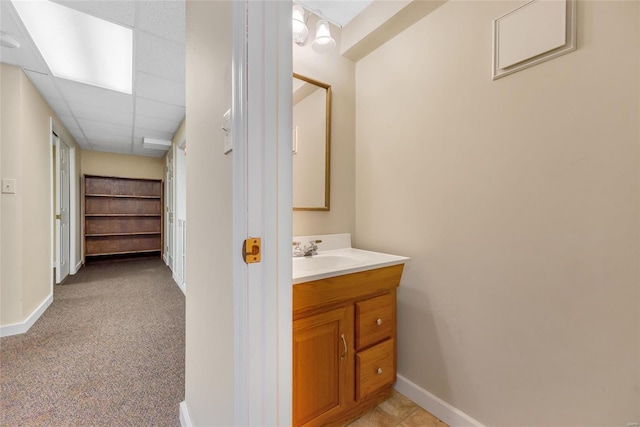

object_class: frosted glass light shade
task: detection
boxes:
[292,5,308,46]
[312,20,335,53]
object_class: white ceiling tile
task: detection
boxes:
[24,71,63,100]
[0,2,49,74]
[136,97,185,123]
[136,72,184,106]
[90,143,133,155]
[77,118,132,137]
[76,140,91,149]
[85,132,133,145]
[136,30,185,82]
[135,115,181,135]
[47,98,73,117]
[51,0,136,27]
[134,127,173,142]
[68,127,86,141]
[136,0,185,44]
[57,114,81,130]
[57,78,134,113]
[70,103,134,127]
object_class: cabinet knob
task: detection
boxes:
[376,318,382,326]
[377,368,383,375]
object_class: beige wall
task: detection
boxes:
[355,1,639,425]
[293,20,356,238]
[1,63,81,327]
[81,150,164,180]
[184,1,234,424]
[1,64,24,325]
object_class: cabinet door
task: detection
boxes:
[293,306,354,427]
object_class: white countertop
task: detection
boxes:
[292,247,409,285]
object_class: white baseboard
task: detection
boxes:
[395,374,485,427]
[179,401,193,427]
[72,260,82,275]
[0,293,53,337]
[163,253,168,265]
[172,272,186,296]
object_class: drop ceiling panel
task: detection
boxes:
[136,31,185,82]
[136,72,185,106]
[0,2,48,73]
[134,127,173,142]
[52,0,136,27]
[136,1,185,44]
[47,98,73,117]
[77,118,132,137]
[90,143,133,155]
[135,115,181,135]
[136,97,185,123]
[84,132,133,145]
[57,114,81,131]
[70,103,134,127]
[24,71,63,100]
[57,78,134,113]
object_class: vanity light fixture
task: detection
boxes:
[311,20,336,53]
[292,4,336,53]
[292,5,308,46]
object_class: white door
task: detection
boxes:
[165,148,174,267]
[55,136,70,283]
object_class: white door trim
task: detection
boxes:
[232,1,292,425]
[69,144,77,274]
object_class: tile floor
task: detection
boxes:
[346,390,448,427]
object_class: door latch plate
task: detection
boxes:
[243,238,261,264]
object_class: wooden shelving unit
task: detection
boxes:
[84,175,163,259]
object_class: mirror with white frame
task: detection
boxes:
[292,73,331,211]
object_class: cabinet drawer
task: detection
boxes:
[355,339,394,401]
[355,293,394,350]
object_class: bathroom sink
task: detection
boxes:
[291,234,410,284]
[293,254,366,272]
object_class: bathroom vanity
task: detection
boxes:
[292,234,408,427]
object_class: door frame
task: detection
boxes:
[232,1,292,424]
[50,119,78,285]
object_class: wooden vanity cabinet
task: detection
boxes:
[293,264,404,427]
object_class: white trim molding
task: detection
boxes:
[0,293,53,337]
[74,260,83,274]
[394,374,486,427]
[172,272,186,296]
[179,401,192,427]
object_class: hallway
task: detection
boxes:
[0,258,184,426]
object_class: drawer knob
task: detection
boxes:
[377,368,383,375]
[376,318,382,326]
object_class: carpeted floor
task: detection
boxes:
[0,257,185,426]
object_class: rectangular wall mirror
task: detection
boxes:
[292,73,331,211]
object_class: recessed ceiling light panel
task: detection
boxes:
[12,0,133,94]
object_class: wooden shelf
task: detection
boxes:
[84,175,163,259]
[85,249,162,257]
[86,232,161,237]
[85,214,161,217]
[85,193,161,199]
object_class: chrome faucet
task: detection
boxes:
[293,240,322,257]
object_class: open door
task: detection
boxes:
[54,135,70,283]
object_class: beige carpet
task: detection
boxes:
[0,257,185,426]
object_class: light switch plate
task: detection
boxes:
[2,178,16,194]
[223,108,232,155]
